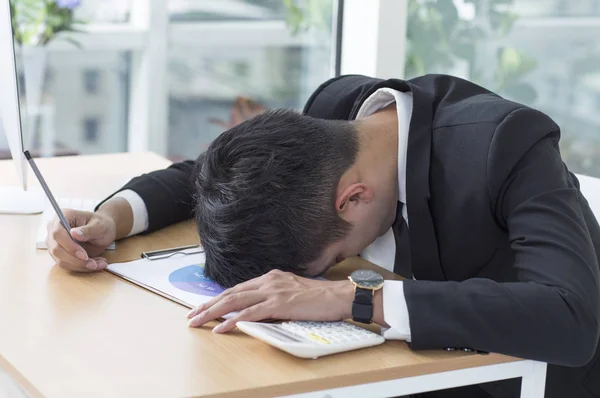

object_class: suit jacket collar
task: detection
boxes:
[306,76,446,281]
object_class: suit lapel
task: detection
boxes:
[404,82,446,281]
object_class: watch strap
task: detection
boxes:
[352,287,373,324]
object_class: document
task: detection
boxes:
[107,249,237,318]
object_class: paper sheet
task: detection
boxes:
[107,250,237,318]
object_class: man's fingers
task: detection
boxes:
[63,208,93,228]
[186,276,265,319]
[58,208,101,244]
[91,257,109,271]
[187,293,231,319]
[213,304,270,333]
[70,220,105,243]
[48,243,101,272]
[47,220,87,260]
[48,241,107,272]
[48,241,85,269]
[187,303,208,319]
[188,291,266,328]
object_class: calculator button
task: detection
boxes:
[307,333,330,344]
[279,321,381,345]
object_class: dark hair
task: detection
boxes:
[194,109,359,287]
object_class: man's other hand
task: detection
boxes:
[187,269,355,333]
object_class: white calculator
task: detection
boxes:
[236,321,385,359]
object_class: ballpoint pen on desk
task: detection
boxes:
[24,150,77,244]
[141,245,204,260]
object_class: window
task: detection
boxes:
[405,0,600,177]
[83,118,100,143]
[83,69,101,94]
[168,0,288,22]
[74,0,132,23]
[546,76,559,101]
[167,0,339,160]
[44,51,129,154]
[9,0,340,159]
[17,72,25,96]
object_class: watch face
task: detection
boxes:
[350,270,384,289]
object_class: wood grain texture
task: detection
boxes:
[0,153,520,398]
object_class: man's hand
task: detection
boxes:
[187,269,355,333]
[46,209,117,272]
[45,196,135,272]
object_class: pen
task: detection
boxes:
[24,150,78,244]
[141,244,204,260]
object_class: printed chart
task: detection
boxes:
[168,264,225,297]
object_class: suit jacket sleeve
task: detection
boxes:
[97,159,197,232]
[403,107,600,367]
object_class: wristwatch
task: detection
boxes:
[348,270,384,324]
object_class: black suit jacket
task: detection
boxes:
[103,74,600,398]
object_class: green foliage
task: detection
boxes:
[10,0,84,47]
[278,0,538,103]
[495,47,537,102]
[282,0,332,35]
[405,0,467,76]
[406,0,538,104]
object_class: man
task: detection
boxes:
[47,74,600,398]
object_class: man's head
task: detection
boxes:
[194,109,398,287]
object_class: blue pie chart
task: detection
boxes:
[168,264,225,297]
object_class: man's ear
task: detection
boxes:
[335,183,373,214]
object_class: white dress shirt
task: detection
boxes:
[116,88,413,341]
[355,88,413,341]
[112,189,149,237]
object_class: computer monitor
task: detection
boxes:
[0,0,44,214]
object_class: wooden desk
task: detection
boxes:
[0,153,547,398]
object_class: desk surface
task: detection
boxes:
[0,153,519,398]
